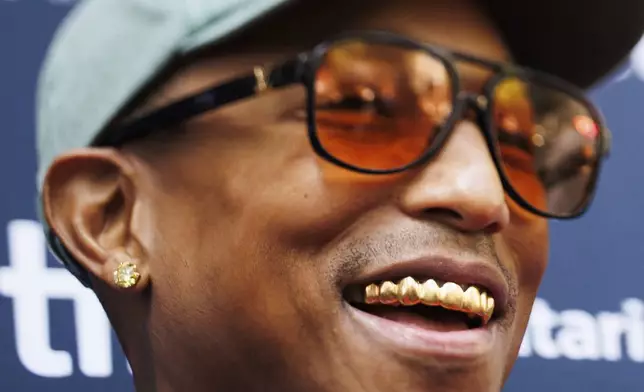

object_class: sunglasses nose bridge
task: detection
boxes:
[460,92,489,113]
[454,92,490,130]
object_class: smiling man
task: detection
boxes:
[36,0,644,391]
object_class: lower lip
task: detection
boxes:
[347,304,497,361]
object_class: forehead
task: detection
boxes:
[149,0,509,106]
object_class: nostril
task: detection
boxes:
[422,205,507,234]
[421,208,463,222]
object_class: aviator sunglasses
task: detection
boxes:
[99,30,610,219]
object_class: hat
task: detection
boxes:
[487,0,644,89]
[36,0,644,286]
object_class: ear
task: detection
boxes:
[42,148,150,292]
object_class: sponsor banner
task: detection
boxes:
[1,1,642,391]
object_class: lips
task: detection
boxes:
[341,257,510,360]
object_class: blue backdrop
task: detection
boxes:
[1,1,643,391]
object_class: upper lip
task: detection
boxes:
[344,256,511,318]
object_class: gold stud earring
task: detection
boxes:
[113,261,141,289]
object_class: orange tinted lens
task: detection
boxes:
[493,78,599,215]
[314,41,453,171]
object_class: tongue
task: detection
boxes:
[367,306,469,332]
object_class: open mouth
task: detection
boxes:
[344,276,497,331]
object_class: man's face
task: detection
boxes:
[74,0,549,390]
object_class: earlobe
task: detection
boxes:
[107,251,150,292]
[42,148,150,291]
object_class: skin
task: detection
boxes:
[42,0,549,391]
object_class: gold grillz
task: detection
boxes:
[362,277,495,324]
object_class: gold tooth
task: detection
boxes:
[479,292,488,316]
[420,279,440,305]
[379,281,399,305]
[397,277,422,306]
[483,296,495,324]
[365,283,380,304]
[438,282,464,310]
[487,297,495,314]
[462,286,482,314]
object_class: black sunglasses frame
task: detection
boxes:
[98,30,610,220]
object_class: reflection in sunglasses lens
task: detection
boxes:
[493,78,599,216]
[314,41,453,171]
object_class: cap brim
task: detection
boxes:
[487,0,644,88]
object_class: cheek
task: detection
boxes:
[136,181,335,370]
[507,218,549,293]
[504,195,550,284]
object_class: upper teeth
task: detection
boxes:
[363,277,495,324]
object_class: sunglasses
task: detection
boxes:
[100,30,611,219]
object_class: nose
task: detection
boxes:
[398,120,510,233]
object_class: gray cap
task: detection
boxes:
[36,0,291,189]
